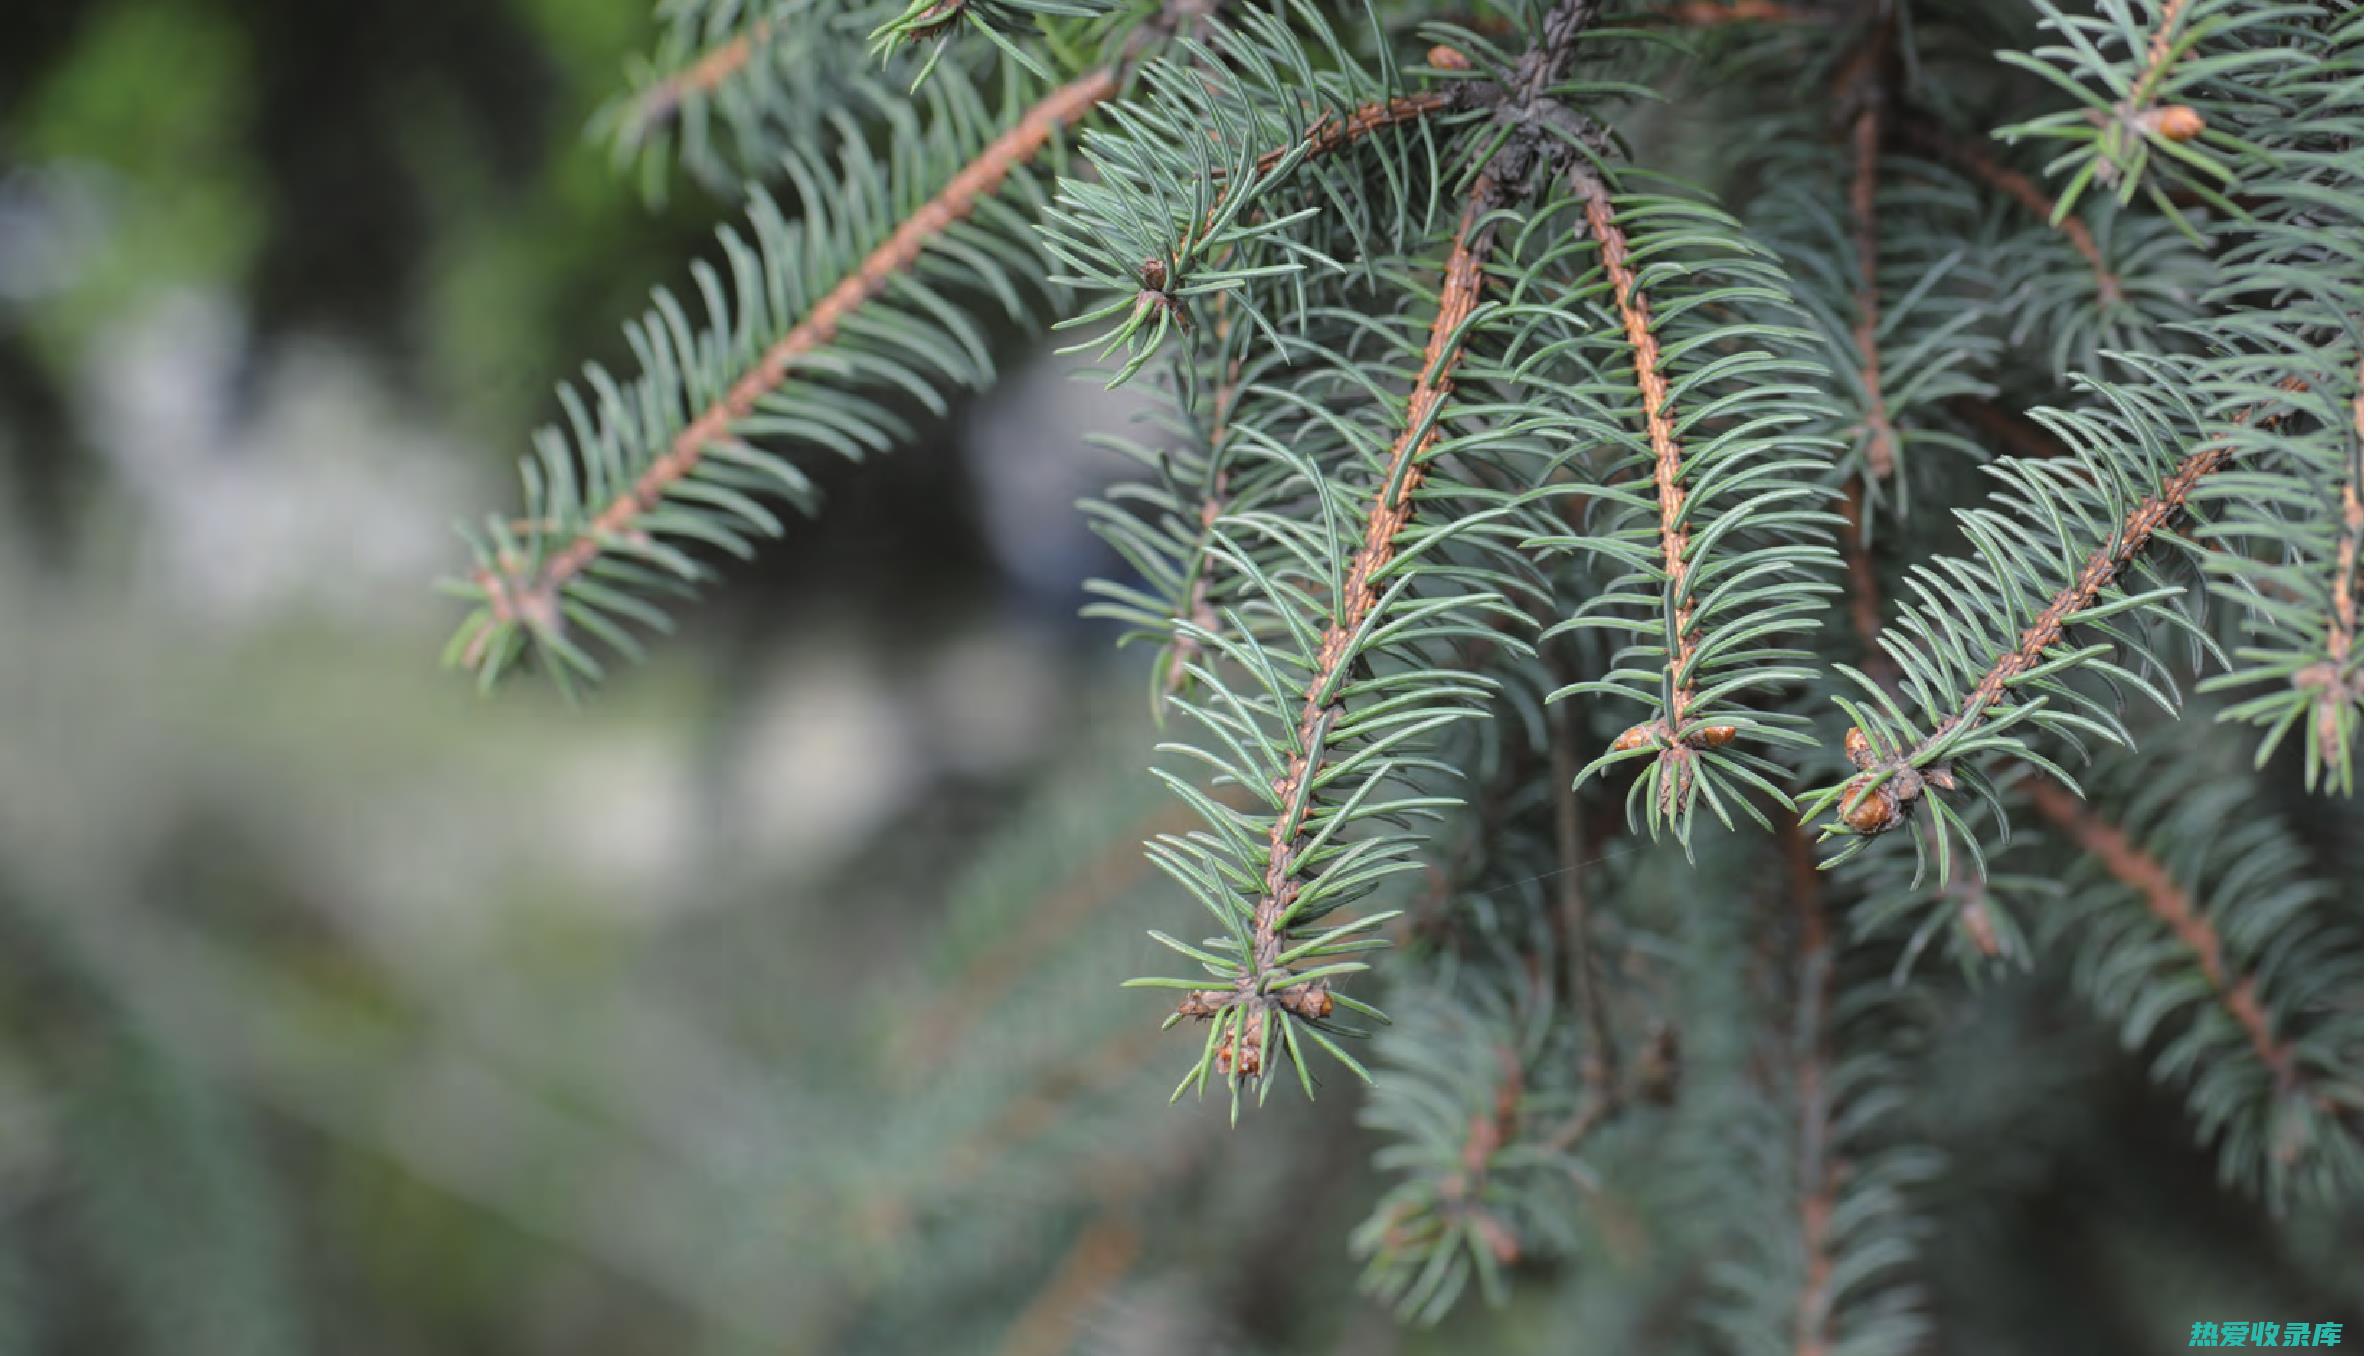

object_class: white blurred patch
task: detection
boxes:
[77,290,476,629]
[916,619,1059,778]
[959,348,1161,606]
[727,650,920,879]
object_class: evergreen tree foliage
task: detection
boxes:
[442,0,2362,1342]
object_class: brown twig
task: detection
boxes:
[1905,120,2122,303]
[2026,780,2332,1117]
[471,69,1122,648]
[1176,181,1500,1058]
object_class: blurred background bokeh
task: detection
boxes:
[0,3,1373,1352]
[1,5,2360,1355]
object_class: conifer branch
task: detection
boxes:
[471,68,1121,643]
[1995,0,2227,225]
[1354,979,1592,1319]
[2032,742,2361,1206]
[1364,1046,1531,1271]
[628,17,776,139]
[1573,166,1736,804]
[2027,779,2329,1115]
[1905,120,2121,303]
[1233,92,1460,182]
[1177,178,1500,1061]
[1826,385,2303,837]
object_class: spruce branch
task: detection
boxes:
[2028,780,2322,1112]
[1542,164,1839,844]
[1080,291,1273,706]
[1995,0,2308,227]
[452,67,1119,691]
[1697,821,1942,1355]
[1158,304,1245,697]
[2279,366,2366,784]
[1159,179,1502,1097]
[631,15,775,134]
[1351,976,1592,1322]
[531,67,1112,598]
[1903,118,2122,304]
[2029,744,2362,1209]
[593,1,859,203]
[1574,167,1723,796]
[1235,91,1462,183]
[1802,382,2307,862]
[1044,8,1476,381]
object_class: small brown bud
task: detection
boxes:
[1139,257,1168,291]
[1611,723,1657,753]
[1175,990,1225,1020]
[2151,105,2205,141]
[1279,983,1333,1020]
[1216,1033,1262,1076]
[1839,773,1903,835]
[1217,1009,1267,1076]
[1843,726,1876,769]
[1695,724,1738,748]
[1426,44,1471,71]
[1923,761,1958,793]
